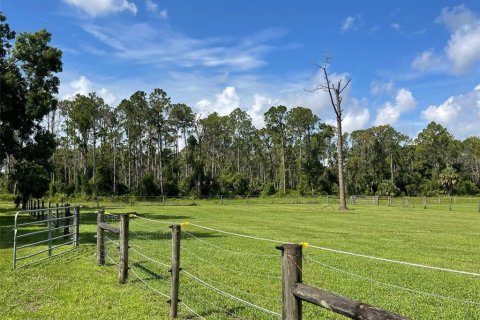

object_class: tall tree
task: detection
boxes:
[0,13,62,206]
[308,60,350,210]
[264,106,288,194]
[148,88,171,195]
[286,106,319,190]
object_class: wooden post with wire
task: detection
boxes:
[96,210,105,265]
[169,224,181,319]
[277,243,302,320]
[118,213,130,284]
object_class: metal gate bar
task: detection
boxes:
[13,206,80,269]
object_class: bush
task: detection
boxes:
[261,182,275,197]
[377,180,400,196]
[454,180,480,195]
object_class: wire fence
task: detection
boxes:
[61,195,480,214]
[97,213,480,319]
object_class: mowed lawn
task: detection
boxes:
[1,197,480,319]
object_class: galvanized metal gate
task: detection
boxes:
[13,205,80,269]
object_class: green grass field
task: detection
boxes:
[1,197,480,319]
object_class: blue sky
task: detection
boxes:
[2,0,480,139]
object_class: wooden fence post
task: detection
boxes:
[41,200,45,219]
[449,197,453,211]
[423,196,427,209]
[33,200,37,218]
[73,206,80,247]
[169,224,181,319]
[96,211,105,265]
[277,243,302,320]
[119,214,130,283]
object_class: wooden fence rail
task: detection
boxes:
[277,243,409,320]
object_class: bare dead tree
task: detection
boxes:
[307,58,350,210]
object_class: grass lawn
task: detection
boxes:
[1,197,479,319]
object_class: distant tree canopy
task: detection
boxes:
[0,13,62,206]
[1,14,479,203]
[41,83,480,199]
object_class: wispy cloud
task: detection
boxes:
[82,23,287,71]
[145,0,168,19]
[340,15,364,32]
[411,49,443,71]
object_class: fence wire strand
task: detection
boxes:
[183,269,281,317]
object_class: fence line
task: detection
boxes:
[186,222,480,278]
[96,212,479,319]
[181,245,281,280]
[129,246,170,269]
[179,301,206,320]
[305,255,480,307]
[182,269,281,317]
[130,267,170,300]
[182,230,278,257]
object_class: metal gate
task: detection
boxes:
[13,205,80,269]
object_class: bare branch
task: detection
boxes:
[339,78,351,93]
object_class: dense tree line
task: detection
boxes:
[1,13,479,204]
[28,88,480,199]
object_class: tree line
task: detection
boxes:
[35,90,480,199]
[1,14,479,206]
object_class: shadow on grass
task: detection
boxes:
[194,306,247,319]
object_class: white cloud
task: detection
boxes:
[435,4,477,33]
[341,16,355,31]
[422,85,480,139]
[371,80,394,96]
[158,10,168,20]
[431,5,480,74]
[248,94,282,128]
[145,0,168,19]
[411,49,442,71]
[145,0,157,13]
[340,15,363,32]
[391,23,401,31]
[64,0,137,17]
[195,86,241,117]
[374,88,416,125]
[445,22,480,74]
[343,108,370,132]
[62,75,116,105]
